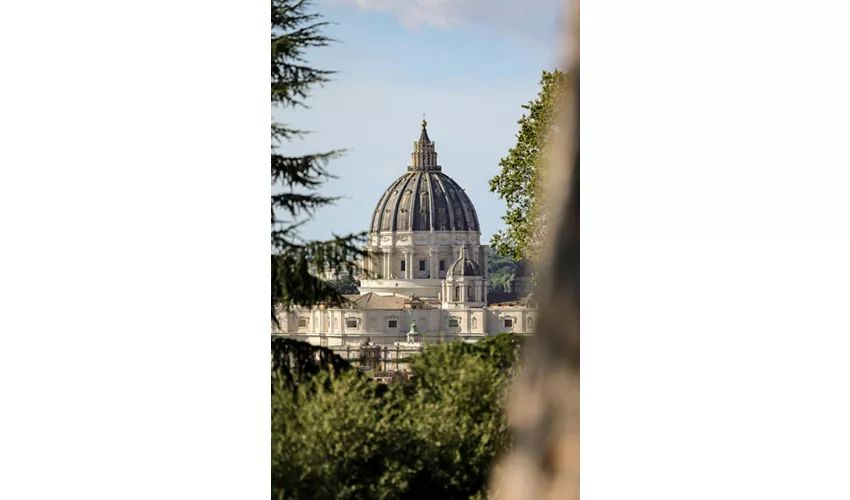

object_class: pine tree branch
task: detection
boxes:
[271,192,340,218]
[270,150,345,186]
[270,0,361,322]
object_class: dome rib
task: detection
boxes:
[433,174,454,231]
[407,173,421,231]
[426,170,436,230]
[390,173,415,232]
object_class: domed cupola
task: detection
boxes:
[442,245,488,307]
[370,119,480,233]
[447,245,481,277]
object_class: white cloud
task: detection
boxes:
[330,0,562,35]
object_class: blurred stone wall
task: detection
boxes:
[490,1,580,499]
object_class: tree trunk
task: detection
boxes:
[490,1,580,498]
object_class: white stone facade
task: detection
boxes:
[275,305,535,347]
[274,119,533,349]
[359,230,487,298]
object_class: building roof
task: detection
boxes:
[486,291,537,308]
[344,292,406,310]
[370,121,480,233]
[487,291,521,306]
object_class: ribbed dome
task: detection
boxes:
[370,119,480,233]
[370,171,480,232]
[447,246,482,277]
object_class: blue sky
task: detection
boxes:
[278,0,563,244]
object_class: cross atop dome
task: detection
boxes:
[418,114,431,144]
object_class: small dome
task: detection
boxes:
[447,245,482,277]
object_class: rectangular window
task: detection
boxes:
[419,260,426,271]
[388,319,398,328]
[298,318,307,328]
[346,319,357,328]
[439,260,445,271]
[504,318,513,328]
[400,260,406,271]
[448,318,459,327]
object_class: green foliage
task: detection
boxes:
[271,337,354,393]
[271,334,523,499]
[399,336,521,498]
[486,247,516,293]
[272,370,422,500]
[489,69,570,265]
[271,0,366,322]
[327,274,360,295]
[271,0,333,108]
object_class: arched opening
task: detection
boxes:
[454,286,460,302]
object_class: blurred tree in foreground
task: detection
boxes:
[271,334,522,500]
[490,2,581,495]
[489,70,569,267]
[271,0,365,323]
